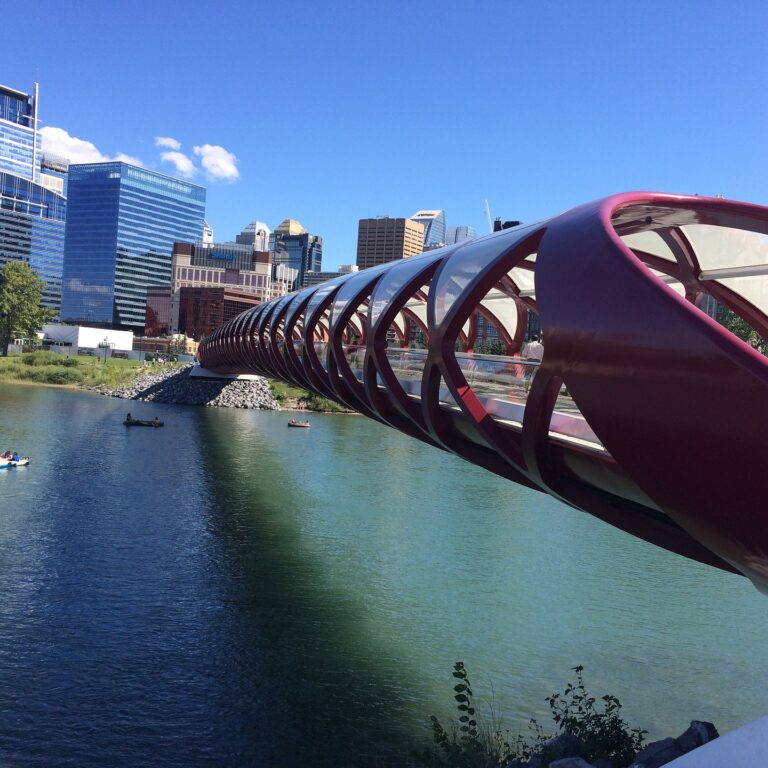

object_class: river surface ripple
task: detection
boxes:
[0,384,765,766]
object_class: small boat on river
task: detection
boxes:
[287,419,311,428]
[0,457,29,468]
[124,419,164,428]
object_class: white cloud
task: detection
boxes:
[160,150,197,178]
[155,136,181,151]
[113,152,144,167]
[40,126,143,166]
[40,126,109,164]
[193,143,240,182]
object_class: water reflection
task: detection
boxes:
[194,408,426,765]
[0,386,767,768]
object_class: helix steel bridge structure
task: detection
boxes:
[198,192,768,591]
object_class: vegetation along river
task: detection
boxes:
[0,383,766,766]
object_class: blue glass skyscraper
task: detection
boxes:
[446,225,477,244]
[0,83,39,182]
[410,209,446,248]
[269,218,322,289]
[0,82,67,314]
[60,162,206,330]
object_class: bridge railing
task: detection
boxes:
[377,347,602,446]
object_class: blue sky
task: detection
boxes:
[5,0,768,269]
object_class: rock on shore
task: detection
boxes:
[94,365,280,409]
[504,720,719,768]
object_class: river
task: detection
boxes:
[0,383,766,766]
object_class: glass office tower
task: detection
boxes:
[60,162,206,330]
[446,225,477,244]
[269,218,322,289]
[0,82,67,314]
[0,171,66,311]
[0,83,39,182]
[410,209,446,248]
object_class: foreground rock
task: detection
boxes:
[94,365,280,409]
[504,720,719,768]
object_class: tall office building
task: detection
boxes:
[269,218,322,288]
[410,209,446,248]
[356,217,425,270]
[236,220,272,251]
[446,225,477,244]
[0,82,67,314]
[144,239,292,338]
[60,162,206,330]
[0,83,39,182]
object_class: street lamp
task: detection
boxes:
[97,336,114,363]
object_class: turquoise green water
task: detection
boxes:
[0,384,765,765]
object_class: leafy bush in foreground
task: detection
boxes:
[416,662,646,768]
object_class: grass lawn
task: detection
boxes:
[0,350,144,388]
[0,351,353,412]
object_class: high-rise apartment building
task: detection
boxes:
[269,219,322,288]
[446,225,477,244]
[410,209,446,248]
[356,217,425,270]
[0,82,67,314]
[60,162,206,330]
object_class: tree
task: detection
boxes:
[716,305,768,355]
[0,261,50,356]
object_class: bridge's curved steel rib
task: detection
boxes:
[199,193,768,591]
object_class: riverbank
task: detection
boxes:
[0,351,352,412]
[90,365,280,409]
[0,350,144,388]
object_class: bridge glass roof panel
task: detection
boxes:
[682,224,768,271]
[330,262,389,329]
[405,301,428,329]
[369,251,446,327]
[478,293,519,338]
[507,266,536,294]
[621,231,676,261]
[306,276,346,321]
[717,275,768,315]
[283,286,316,327]
[433,223,541,324]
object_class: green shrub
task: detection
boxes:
[20,366,85,384]
[301,392,352,412]
[545,666,646,765]
[21,350,62,366]
[416,663,646,768]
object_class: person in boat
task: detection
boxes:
[126,413,133,423]
[11,452,19,462]
[1,451,10,459]
[152,417,160,427]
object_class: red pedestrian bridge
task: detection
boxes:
[198,192,768,592]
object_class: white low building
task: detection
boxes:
[42,324,134,352]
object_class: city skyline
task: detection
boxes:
[3,1,768,272]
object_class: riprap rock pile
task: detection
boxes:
[97,366,279,409]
